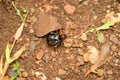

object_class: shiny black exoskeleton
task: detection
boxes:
[46,32,62,46]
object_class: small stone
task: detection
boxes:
[64,4,76,14]
[78,49,84,55]
[110,45,117,52]
[110,34,119,44]
[97,69,104,76]
[43,4,53,12]
[74,69,79,73]
[65,48,70,54]
[30,41,36,53]
[77,56,84,65]
[80,33,87,41]
[72,43,83,48]
[3,76,10,80]
[35,71,40,76]
[30,8,35,14]
[19,78,26,80]
[35,71,40,78]
[70,55,74,60]
[75,62,81,66]
[36,50,44,60]
[51,51,56,58]
[88,46,99,64]
[30,16,37,23]
[107,70,113,75]
[31,69,35,75]
[63,38,73,47]
[42,53,51,62]
[29,28,34,33]
[56,77,61,80]
[58,69,66,75]
[26,19,31,23]
[113,58,119,65]
[22,71,28,77]
[83,1,88,5]
[83,53,89,62]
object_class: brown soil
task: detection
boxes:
[0,0,120,80]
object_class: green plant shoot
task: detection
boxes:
[87,21,114,33]
[12,2,29,22]
[5,44,11,63]
[86,21,114,43]
[10,61,21,80]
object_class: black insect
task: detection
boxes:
[46,30,66,47]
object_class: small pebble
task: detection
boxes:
[80,33,87,41]
[29,28,34,33]
[78,49,84,55]
[63,38,73,47]
[97,69,104,76]
[72,43,83,48]
[42,53,51,62]
[74,68,79,73]
[30,16,37,23]
[107,70,113,75]
[77,56,84,65]
[56,77,61,80]
[30,41,36,53]
[70,55,74,60]
[3,76,10,80]
[19,78,26,80]
[88,46,99,64]
[36,50,44,60]
[31,69,35,75]
[51,51,58,58]
[35,71,47,79]
[83,53,89,62]
[110,45,117,52]
[22,71,28,77]
[35,71,41,78]
[75,62,81,66]
[65,48,70,54]
[64,4,76,14]
[43,4,53,12]
[58,69,66,75]
[113,58,119,64]
[110,34,119,44]
[83,1,88,5]
[30,8,35,14]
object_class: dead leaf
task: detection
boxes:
[10,46,26,63]
[34,12,61,37]
[14,22,25,41]
[85,43,111,77]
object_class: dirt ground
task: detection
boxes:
[0,0,120,80]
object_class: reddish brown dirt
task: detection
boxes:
[0,0,120,80]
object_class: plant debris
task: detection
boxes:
[85,43,111,77]
[34,12,61,37]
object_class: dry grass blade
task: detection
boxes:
[0,46,26,80]
[10,46,26,63]
[85,43,111,77]
[0,62,9,80]
[0,55,3,74]
[14,22,25,41]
